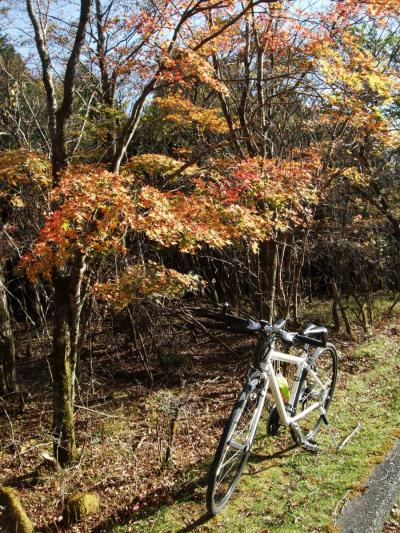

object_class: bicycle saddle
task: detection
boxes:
[299,323,328,347]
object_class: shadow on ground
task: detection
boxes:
[90,440,298,532]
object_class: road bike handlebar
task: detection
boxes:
[192,307,327,347]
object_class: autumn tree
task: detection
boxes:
[190,0,400,320]
[25,0,93,465]
[24,0,282,465]
[0,0,394,467]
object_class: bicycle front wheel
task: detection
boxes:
[207,372,265,515]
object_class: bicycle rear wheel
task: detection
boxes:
[206,372,265,515]
[294,342,338,441]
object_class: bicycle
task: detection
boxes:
[201,308,338,516]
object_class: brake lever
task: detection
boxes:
[280,331,296,345]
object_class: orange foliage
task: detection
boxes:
[0,149,51,208]
[94,262,205,308]
[22,148,318,285]
[160,48,228,94]
[21,162,268,281]
[123,153,198,182]
[154,95,229,135]
[0,150,51,260]
[22,166,138,279]
[196,153,321,231]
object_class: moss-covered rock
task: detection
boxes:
[0,486,34,533]
[63,491,100,524]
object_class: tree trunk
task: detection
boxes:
[291,230,309,325]
[69,252,87,403]
[276,235,288,317]
[111,79,156,174]
[27,0,92,467]
[51,271,78,466]
[331,281,354,341]
[51,250,86,465]
[259,239,278,322]
[332,299,340,332]
[95,0,117,161]
[0,265,17,395]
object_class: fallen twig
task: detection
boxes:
[337,423,362,452]
[74,404,126,420]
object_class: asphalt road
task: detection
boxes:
[336,440,400,533]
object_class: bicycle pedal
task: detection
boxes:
[302,439,319,453]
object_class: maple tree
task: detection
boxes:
[20,0,284,465]
[76,0,285,171]
[183,0,400,318]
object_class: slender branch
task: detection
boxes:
[57,0,93,124]
[26,0,57,140]
[193,0,275,51]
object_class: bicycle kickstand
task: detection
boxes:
[319,407,362,452]
[320,408,339,450]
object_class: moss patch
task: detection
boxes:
[63,491,100,524]
[0,486,34,533]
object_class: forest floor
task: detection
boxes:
[0,300,400,532]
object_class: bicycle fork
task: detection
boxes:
[223,383,268,460]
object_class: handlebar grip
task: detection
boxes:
[294,334,325,347]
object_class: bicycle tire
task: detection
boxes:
[292,342,338,441]
[206,372,264,515]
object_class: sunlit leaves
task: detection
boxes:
[154,95,229,135]
[21,162,263,281]
[0,149,51,259]
[196,154,320,229]
[21,152,317,285]
[22,167,138,279]
[123,153,198,183]
[160,48,228,94]
[0,149,51,192]
[94,261,205,308]
[138,185,233,252]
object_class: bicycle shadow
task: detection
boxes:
[245,441,299,471]
[253,442,298,459]
[174,512,211,532]
[176,444,299,531]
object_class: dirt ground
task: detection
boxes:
[0,318,260,531]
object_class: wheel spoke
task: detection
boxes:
[215,453,243,488]
[216,446,242,476]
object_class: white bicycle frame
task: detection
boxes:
[260,345,328,428]
[238,341,329,452]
